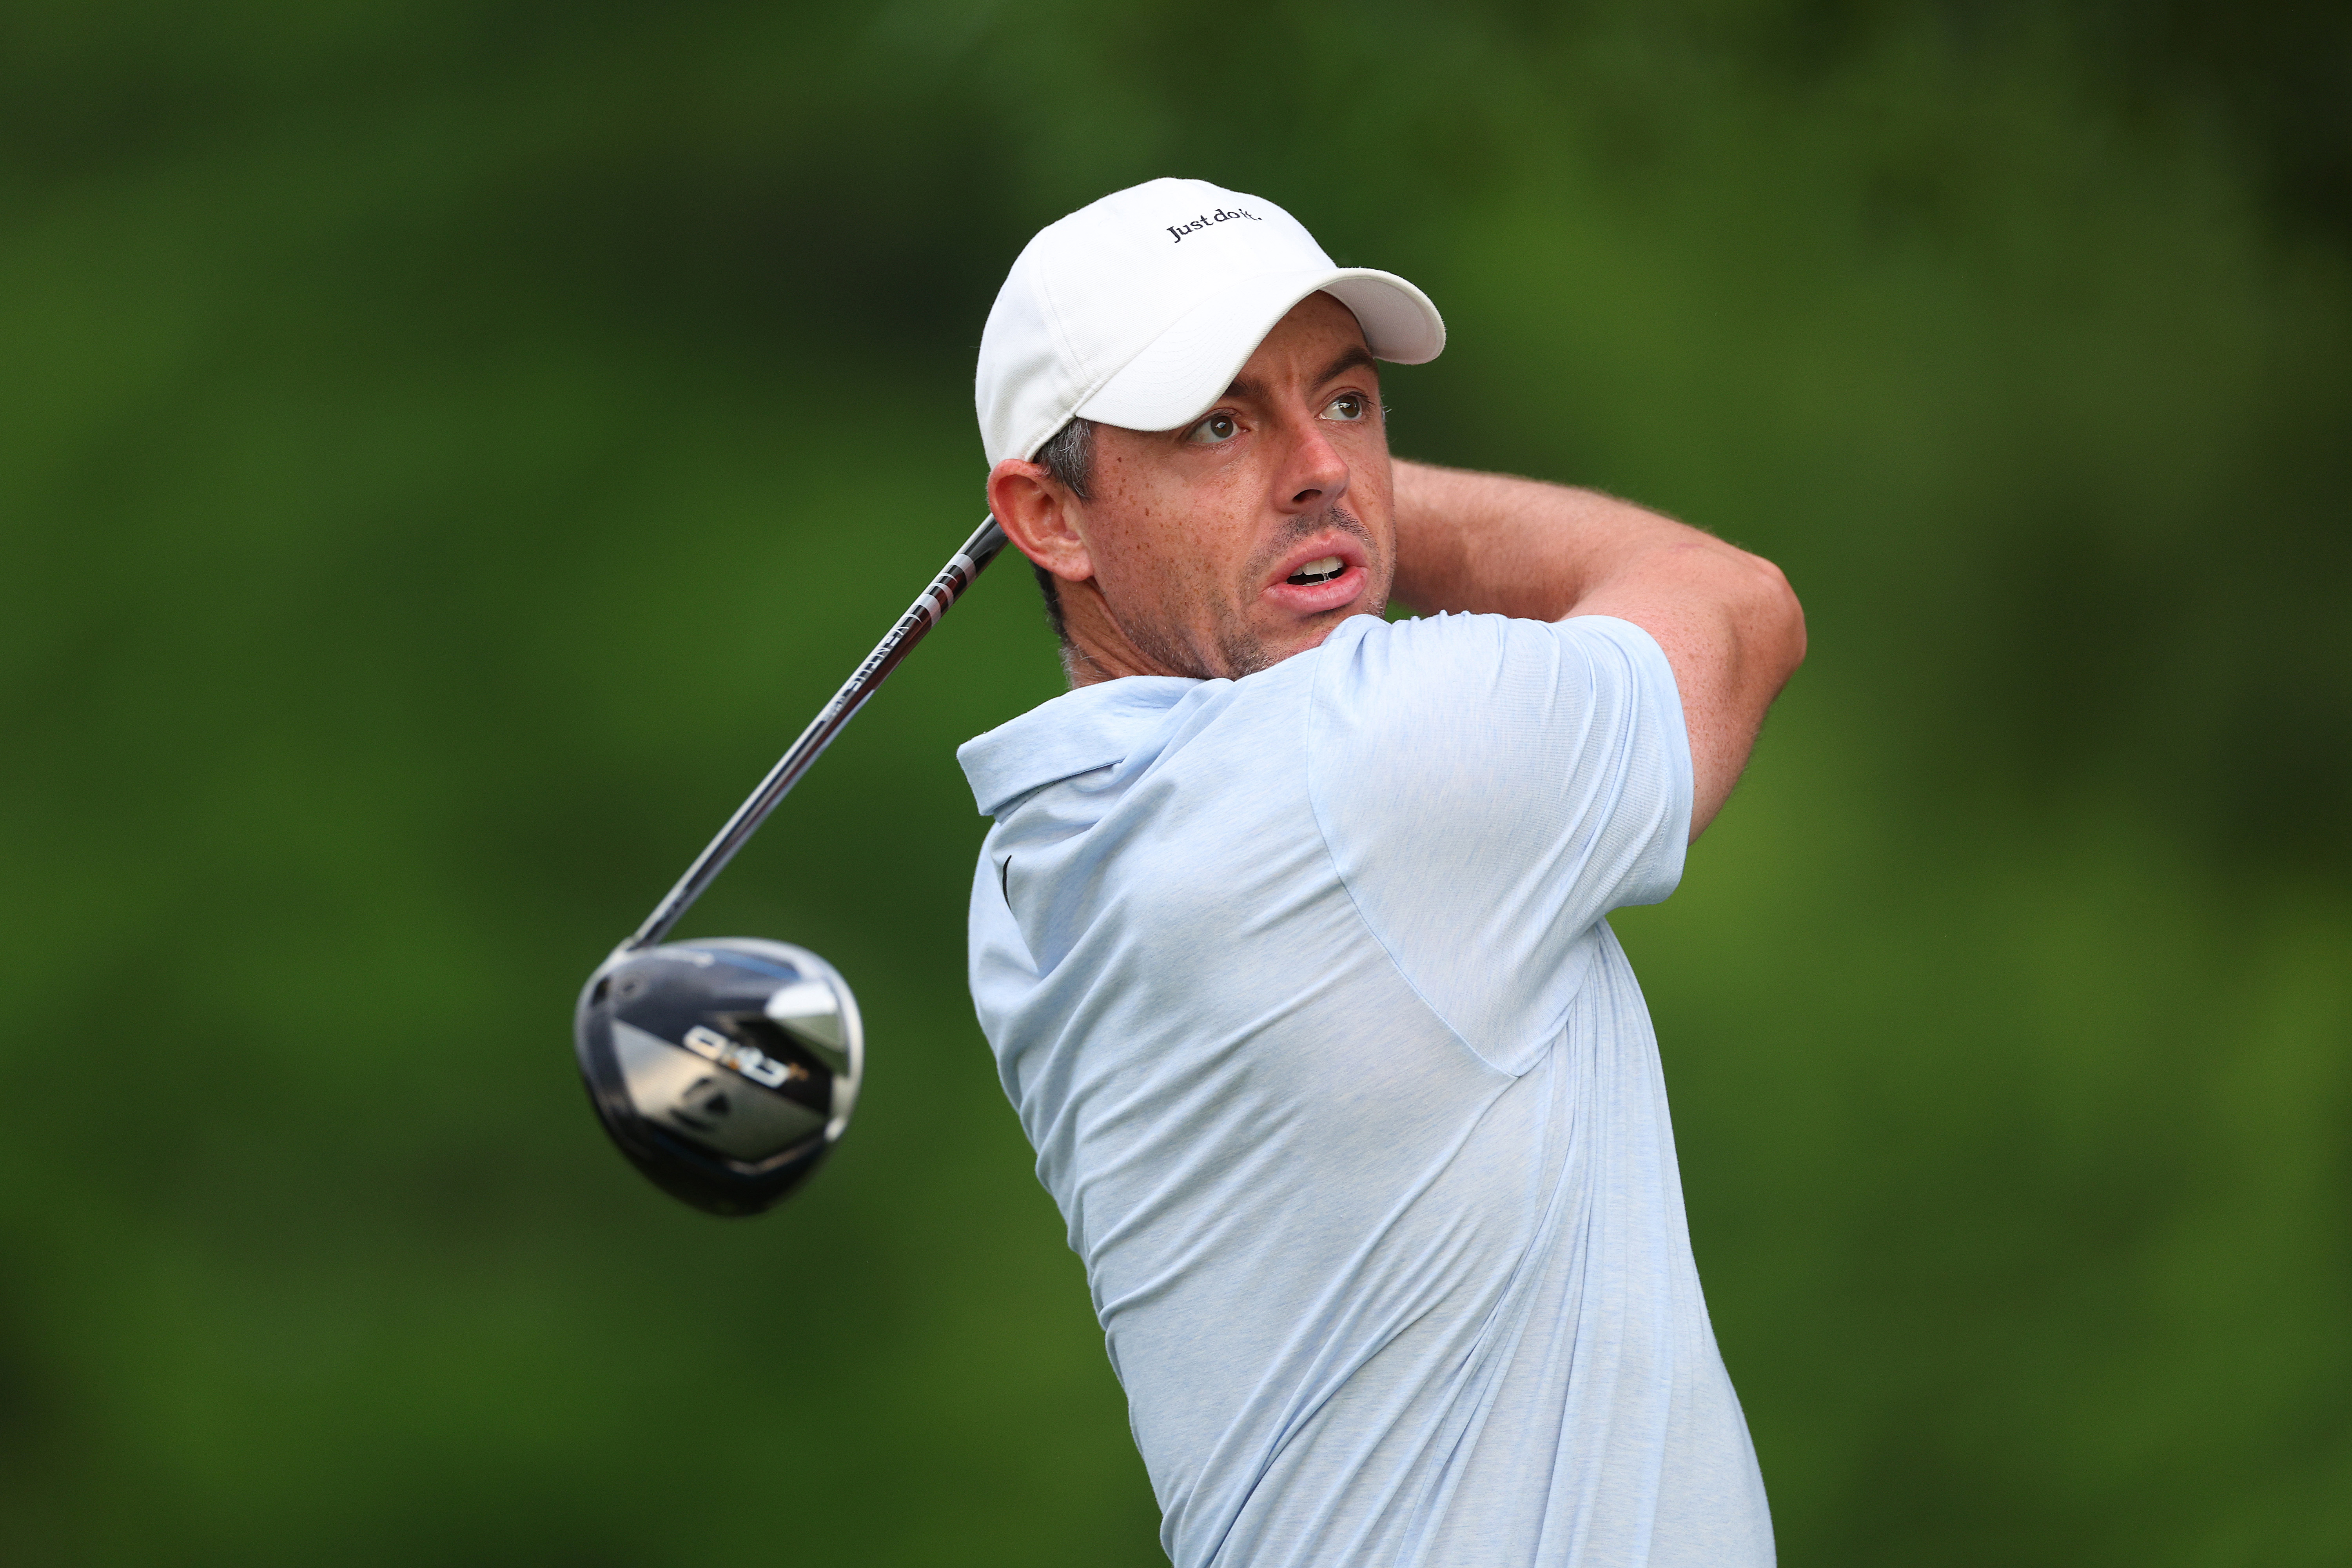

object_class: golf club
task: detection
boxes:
[573,515,1011,1215]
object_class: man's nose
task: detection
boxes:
[1277,418,1350,513]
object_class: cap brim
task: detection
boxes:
[1067,267,1445,442]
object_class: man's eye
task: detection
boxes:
[1324,393,1367,421]
[1186,412,1240,445]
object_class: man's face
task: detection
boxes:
[1062,292,1395,681]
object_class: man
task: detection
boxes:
[959,178,1805,1568]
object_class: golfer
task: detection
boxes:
[959,178,1806,1568]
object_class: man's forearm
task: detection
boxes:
[1389,459,1807,838]
[1391,459,1708,618]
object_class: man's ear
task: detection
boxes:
[988,459,1094,584]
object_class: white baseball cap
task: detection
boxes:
[975,177,1445,467]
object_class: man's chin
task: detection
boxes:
[1224,603,1378,679]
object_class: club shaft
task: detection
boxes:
[623,515,1013,953]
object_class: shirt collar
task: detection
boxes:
[957,677,1202,817]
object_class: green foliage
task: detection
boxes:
[2,2,2345,1563]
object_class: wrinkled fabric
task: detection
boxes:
[959,613,1771,1568]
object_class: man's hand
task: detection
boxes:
[1391,459,1806,840]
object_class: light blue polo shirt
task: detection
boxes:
[959,612,1771,1568]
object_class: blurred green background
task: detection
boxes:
[4,1,2347,1563]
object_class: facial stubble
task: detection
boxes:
[1114,503,1387,681]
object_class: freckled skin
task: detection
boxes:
[987,292,1397,684]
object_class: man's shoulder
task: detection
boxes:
[1320,607,1667,661]
[958,611,1674,824]
[1308,610,1673,718]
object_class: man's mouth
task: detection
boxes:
[1285,555,1346,586]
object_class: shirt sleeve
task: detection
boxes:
[1305,612,1692,1076]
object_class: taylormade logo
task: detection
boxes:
[1167,207,1261,242]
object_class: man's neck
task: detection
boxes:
[1056,582,1191,686]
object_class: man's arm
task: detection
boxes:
[1390,459,1806,840]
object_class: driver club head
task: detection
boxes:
[573,938,864,1216]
